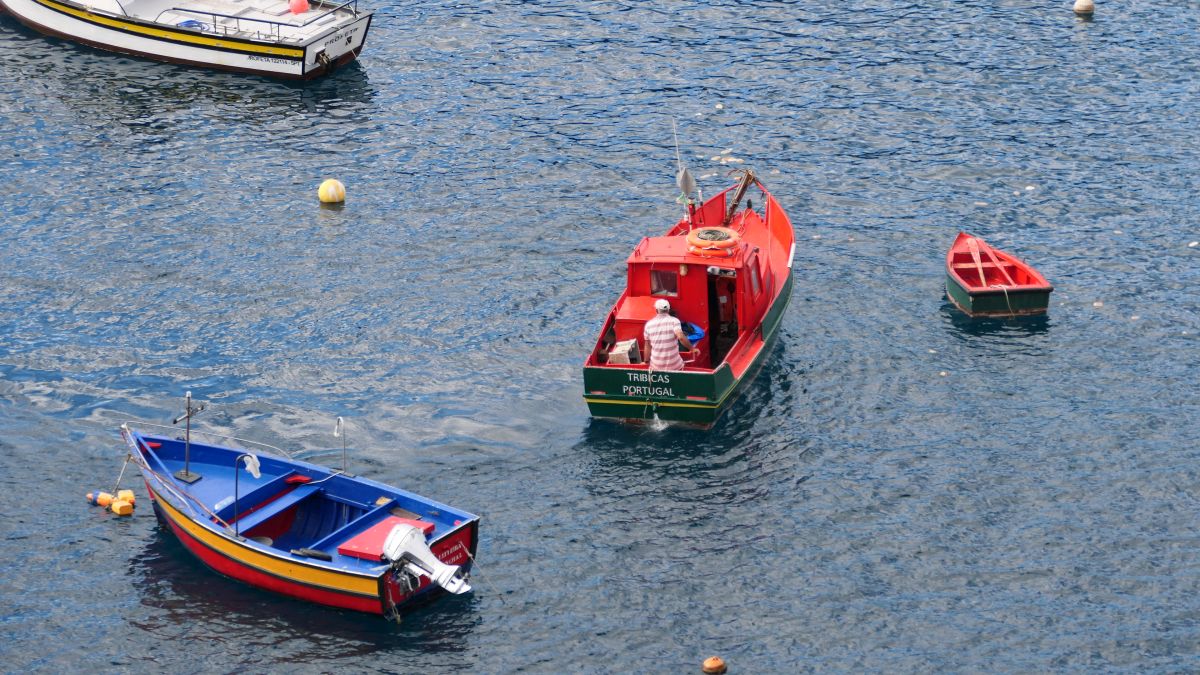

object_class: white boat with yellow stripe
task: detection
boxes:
[0,0,372,79]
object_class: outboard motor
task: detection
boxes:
[381,523,471,595]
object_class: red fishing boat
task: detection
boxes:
[945,232,1053,317]
[582,169,795,426]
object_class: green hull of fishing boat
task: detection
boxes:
[583,272,792,426]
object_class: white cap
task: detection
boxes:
[654,299,670,312]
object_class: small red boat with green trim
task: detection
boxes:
[945,232,1053,317]
[120,396,478,621]
[583,169,795,427]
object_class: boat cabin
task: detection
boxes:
[591,218,775,371]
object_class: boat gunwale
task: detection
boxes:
[945,232,1052,295]
[124,424,479,563]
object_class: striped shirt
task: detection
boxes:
[644,313,685,371]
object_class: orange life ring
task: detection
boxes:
[686,227,740,250]
[687,245,737,258]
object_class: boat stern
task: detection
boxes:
[945,273,1052,317]
[303,10,373,77]
[582,365,734,426]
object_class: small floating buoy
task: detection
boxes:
[1073,0,1094,15]
[86,491,114,507]
[1093,301,1104,308]
[110,499,134,517]
[702,656,728,674]
[118,489,136,505]
[1189,241,1198,248]
[318,179,346,204]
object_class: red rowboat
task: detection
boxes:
[945,232,1053,317]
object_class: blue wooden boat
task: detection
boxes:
[120,407,478,620]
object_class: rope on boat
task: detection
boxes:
[109,454,132,497]
[148,462,232,529]
[125,438,234,531]
[991,284,1016,318]
[458,538,496,600]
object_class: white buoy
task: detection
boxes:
[1074,0,1094,16]
[318,179,346,204]
[1189,241,1198,248]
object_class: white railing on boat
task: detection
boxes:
[154,0,361,42]
[120,419,294,459]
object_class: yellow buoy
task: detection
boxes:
[110,500,134,516]
[318,179,346,204]
[1073,0,1094,15]
[117,489,136,505]
[702,656,727,674]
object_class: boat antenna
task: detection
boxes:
[672,118,683,178]
[171,390,206,484]
[672,119,699,228]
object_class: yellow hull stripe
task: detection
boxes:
[36,0,306,57]
[155,489,379,597]
[583,397,719,410]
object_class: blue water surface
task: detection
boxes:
[1,1,1198,671]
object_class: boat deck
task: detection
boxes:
[105,0,354,43]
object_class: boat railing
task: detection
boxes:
[121,419,294,459]
[156,0,360,41]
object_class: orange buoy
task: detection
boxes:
[110,500,134,516]
[702,656,727,674]
[87,491,115,507]
[117,489,136,505]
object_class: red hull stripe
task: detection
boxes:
[150,486,385,614]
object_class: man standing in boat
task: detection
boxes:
[644,299,693,371]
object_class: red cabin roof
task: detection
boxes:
[628,234,747,269]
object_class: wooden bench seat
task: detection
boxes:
[234,483,322,533]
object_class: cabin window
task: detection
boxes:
[650,270,678,296]
[749,259,762,297]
